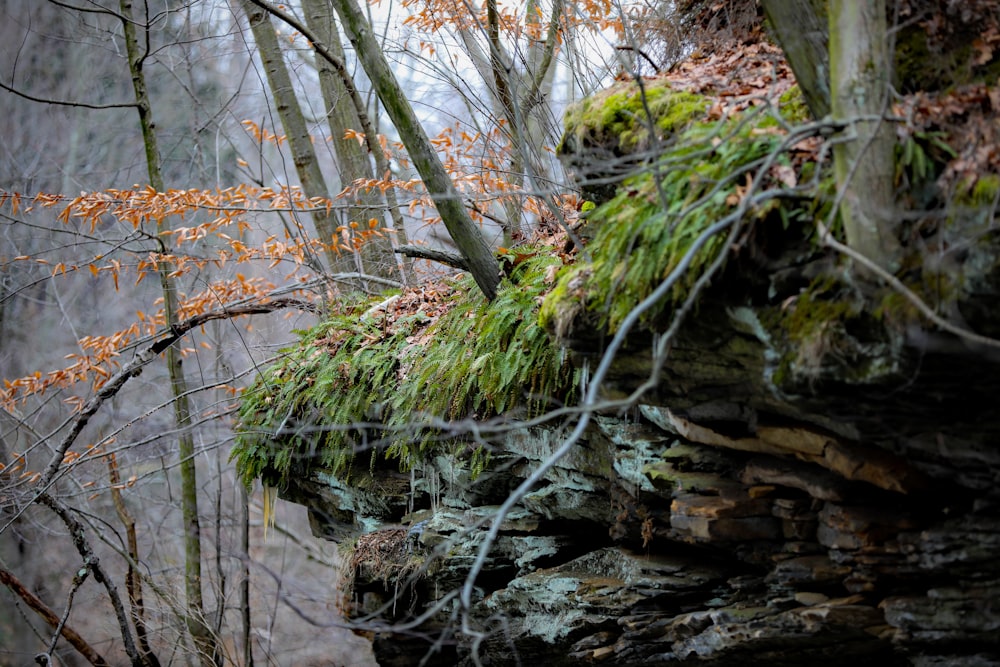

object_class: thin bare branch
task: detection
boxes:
[0,567,109,666]
[394,245,468,270]
[818,220,1000,350]
[36,491,140,664]
[37,297,317,489]
[0,79,138,110]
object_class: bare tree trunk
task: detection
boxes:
[327,0,500,299]
[761,0,830,119]
[829,0,901,271]
[119,2,218,664]
[301,0,407,284]
[240,485,254,667]
[241,0,357,278]
[463,0,563,243]
[486,0,524,244]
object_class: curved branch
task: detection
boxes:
[36,492,140,665]
[0,79,138,110]
[0,567,109,666]
[394,245,468,271]
[817,221,1000,351]
[327,271,404,289]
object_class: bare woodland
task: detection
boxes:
[1,1,999,666]
[0,0,624,663]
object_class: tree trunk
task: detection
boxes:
[241,0,356,277]
[486,0,524,243]
[328,0,500,300]
[119,2,217,664]
[761,0,830,119]
[301,0,405,284]
[829,0,901,271]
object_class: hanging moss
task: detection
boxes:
[231,250,578,489]
[234,79,832,491]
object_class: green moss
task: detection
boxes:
[547,109,821,334]
[561,79,708,155]
[777,85,809,124]
[760,276,907,388]
[964,173,1000,206]
[537,264,591,340]
[231,249,577,489]
[773,277,857,343]
[235,79,839,491]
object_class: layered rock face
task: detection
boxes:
[284,296,1000,665]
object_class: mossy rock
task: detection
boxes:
[231,249,579,489]
[561,79,708,155]
[558,78,709,203]
[546,102,826,341]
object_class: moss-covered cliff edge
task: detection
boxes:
[231,38,1000,666]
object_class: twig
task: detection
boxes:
[41,562,91,665]
[0,79,138,109]
[37,297,316,489]
[37,492,140,664]
[817,220,1000,350]
[0,566,108,666]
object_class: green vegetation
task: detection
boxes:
[777,85,809,123]
[232,250,577,488]
[961,173,1000,207]
[560,79,708,154]
[544,108,815,334]
[234,81,839,489]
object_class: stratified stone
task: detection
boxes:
[881,584,1000,644]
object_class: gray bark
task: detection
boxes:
[829,0,901,271]
[120,2,216,663]
[302,0,405,283]
[241,0,355,276]
[761,0,830,119]
[328,0,500,300]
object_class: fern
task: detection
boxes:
[549,107,820,333]
[231,249,575,489]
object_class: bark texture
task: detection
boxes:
[120,2,215,663]
[829,0,901,270]
[329,0,500,300]
[301,0,403,283]
[242,0,354,276]
[761,0,829,118]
